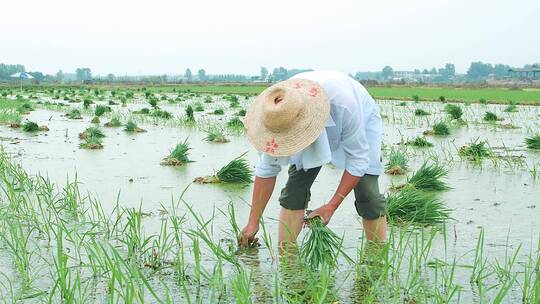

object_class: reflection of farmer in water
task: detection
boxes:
[239,71,387,247]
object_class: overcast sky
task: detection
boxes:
[1,0,539,76]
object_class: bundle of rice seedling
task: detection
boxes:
[424,122,450,136]
[204,96,213,103]
[150,109,172,119]
[439,96,446,102]
[133,108,150,115]
[503,105,518,113]
[459,139,492,161]
[213,108,224,115]
[124,120,146,133]
[185,105,195,123]
[300,215,350,270]
[412,95,420,102]
[161,139,192,166]
[95,105,109,117]
[83,98,92,108]
[104,116,122,127]
[384,149,409,175]
[204,126,229,143]
[66,109,82,119]
[386,188,451,225]
[22,121,39,132]
[483,111,500,122]
[406,162,450,191]
[525,134,540,150]
[479,98,487,104]
[444,104,463,120]
[405,136,433,148]
[79,127,105,140]
[414,108,430,116]
[194,154,253,184]
[79,135,103,149]
[398,101,407,106]
[227,117,244,129]
[17,103,33,114]
[236,109,246,117]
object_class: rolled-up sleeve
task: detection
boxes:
[341,107,370,177]
[255,154,283,178]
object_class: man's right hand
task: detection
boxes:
[238,223,260,247]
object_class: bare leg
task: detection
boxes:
[278,207,305,245]
[362,216,387,242]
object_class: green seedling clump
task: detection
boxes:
[79,127,105,140]
[412,95,420,102]
[79,135,103,149]
[161,139,192,166]
[185,105,195,123]
[205,127,229,143]
[95,105,109,117]
[66,109,82,119]
[483,111,500,122]
[17,103,33,114]
[405,136,433,148]
[385,149,409,175]
[124,120,146,133]
[236,109,246,117]
[151,109,173,119]
[194,154,252,184]
[213,108,224,115]
[406,162,451,192]
[104,116,122,127]
[459,139,492,161]
[227,117,244,129]
[424,122,450,136]
[525,134,540,150]
[414,108,430,116]
[444,104,463,120]
[22,121,40,132]
[194,104,205,112]
[387,188,451,225]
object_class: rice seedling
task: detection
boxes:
[386,187,451,225]
[227,117,244,129]
[398,101,407,106]
[444,104,463,120]
[503,104,518,113]
[66,109,82,119]
[185,105,195,123]
[79,135,104,149]
[384,148,409,175]
[83,98,92,108]
[148,98,158,108]
[78,127,105,140]
[525,134,540,149]
[22,121,39,132]
[412,95,420,102]
[459,139,492,161]
[414,108,430,116]
[483,111,500,122]
[124,119,146,133]
[405,136,434,148]
[230,99,240,108]
[161,139,192,166]
[213,108,224,115]
[479,98,487,104]
[424,121,450,136]
[204,96,213,103]
[439,96,446,102]
[104,115,122,127]
[194,153,253,184]
[205,126,230,143]
[406,162,451,191]
[151,109,173,119]
[237,109,246,117]
[134,107,150,115]
[300,215,351,270]
[17,103,33,114]
[194,104,205,112]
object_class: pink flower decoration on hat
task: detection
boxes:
[294,82,303,89]
[308,86,320,97]
[265,138,279,154]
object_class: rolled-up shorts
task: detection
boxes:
[278,165,386,220]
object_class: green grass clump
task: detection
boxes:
[503,104,518,113]
[444,104,463,120]
[185,105,195,123]
[79,127,105,140]
[412,95,420,102]
[405,136,433,148]
[194,104,205,112]
[134,108,150,115]
[230,99,240,108]
[151,109,173,119]
[398,101,407,106]
[194,154,252,184]
[22,121,39,132]
[104,116,122,127]
[227,117,244,129]
[124,120,146,133]
[414,108,430,116]
[66,109,82,119]
[479,98,487,104]
[17,103,33,113]
[406,162,450,192]
[387,188,451,225]
[204,96,213,103]
[384,149,409,175]
[83,98,92,108]
[205,126,229,143]
[161,139,192,166]
[213,108,224,115]
[459,139,492,161]
[439,96,446,102]
[525,134,540,150]
[483,111,499,122]
[79,135,103,149]
[424,121,450,136]
[300,216,349,270]
[95,105,109,117]
[236,109,246,117]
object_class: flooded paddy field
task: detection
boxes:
[0,87,539,303]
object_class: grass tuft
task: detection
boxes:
[387,188,451,225]
[22,121,39,132]
[414,108,430,116]
[525,134,540,150]
[459,139,492,161]
[407,162,450,191]
[194,154,252,184]
[385,149,409,175]
[161,139,192,166]
[405,136,433,148]
[444,104,463,120]
[483,111,500,122]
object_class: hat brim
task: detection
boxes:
[245,78,330,157]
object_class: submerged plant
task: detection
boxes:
[483,111,500,122]
[387,188,451,225]
[459,139,492,161]
[194,154,253,184]
[79,127,105,140]
[444,104,463,120]
[525,134,540,150]
[406,162,450,191]
[300,215,349,270]
[385,149,409,175]
[405,136,433,148]
[414,108,430,116]
[124,120,146,133]
[161,139,192,166]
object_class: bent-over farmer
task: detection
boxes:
[239,71,386,246]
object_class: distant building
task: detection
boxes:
[508,66,540,79]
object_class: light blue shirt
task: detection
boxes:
[255,71,384,178]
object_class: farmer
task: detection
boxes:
[239,71,387,247]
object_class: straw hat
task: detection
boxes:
[245,78,330,157]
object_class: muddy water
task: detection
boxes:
[1,97,540,302]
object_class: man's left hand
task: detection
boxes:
[307,203,337,225]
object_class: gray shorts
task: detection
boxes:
[278,165,386,220]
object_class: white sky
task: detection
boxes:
[1,0,539,75]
